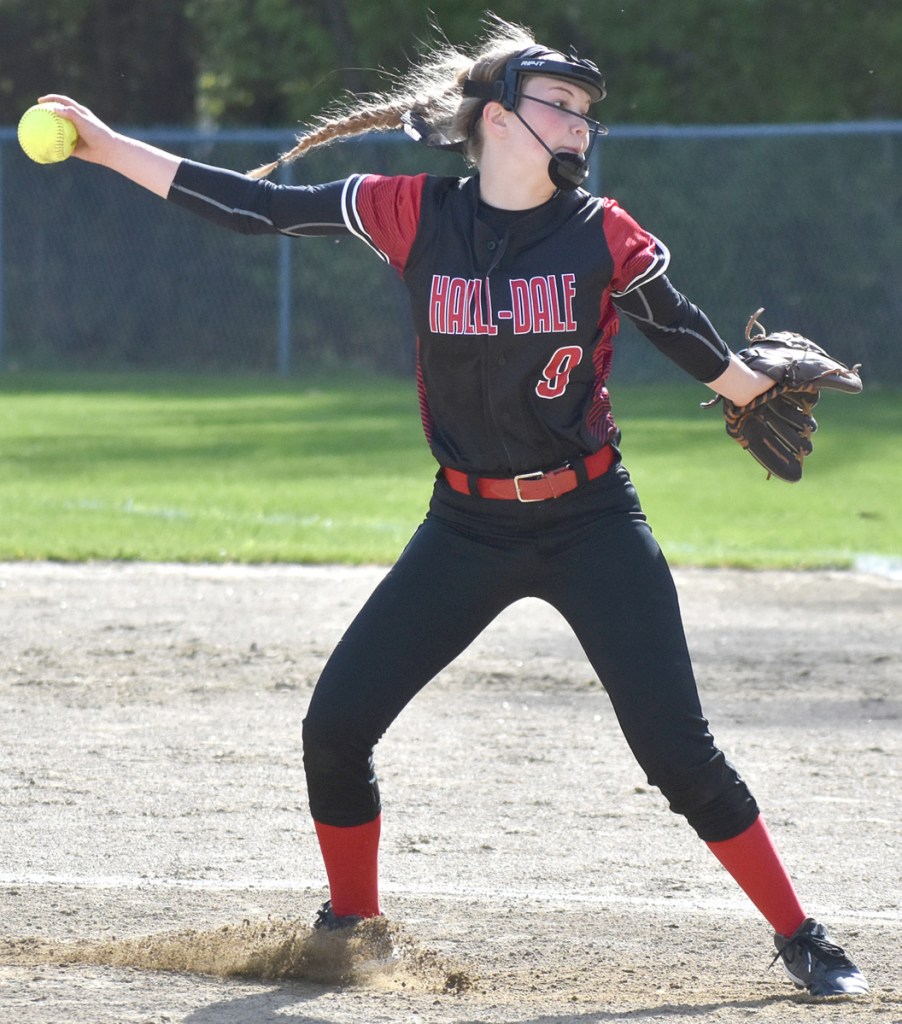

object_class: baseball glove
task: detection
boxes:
[711,308,862,482]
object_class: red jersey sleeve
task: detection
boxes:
[341,173,427,273]
[602,199,671,296]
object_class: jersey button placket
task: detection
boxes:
[479,230,515,470]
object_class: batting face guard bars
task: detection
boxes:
[403,45,607,192]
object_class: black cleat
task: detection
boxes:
[313,899,363,931]
[772,918,869,997]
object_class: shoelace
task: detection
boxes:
[314,900,363,931]
[771,930,852,971]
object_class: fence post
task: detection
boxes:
[276,160,293,376]
[0,143,5,372]
[589,135,602,196]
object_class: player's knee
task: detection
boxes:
[302,706,370,768]
[301,713,342,774]
[654,751,759,841]
[302,713,381,824]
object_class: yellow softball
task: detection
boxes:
[17,103,79,164]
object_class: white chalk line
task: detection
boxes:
[0,872,898,923]
[853,554,902,581]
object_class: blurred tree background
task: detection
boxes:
[1,0,900,127]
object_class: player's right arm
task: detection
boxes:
[41,95,424,265]
[38,94,348,235]
[39,95,182,198]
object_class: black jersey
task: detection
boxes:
[169,162,731,476]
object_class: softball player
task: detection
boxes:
[43,15,867,998]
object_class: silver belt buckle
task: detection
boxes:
[513,470,546,502]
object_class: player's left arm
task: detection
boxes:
[603,199,772,406]
[705,351,775,406]
[614,274,772,405]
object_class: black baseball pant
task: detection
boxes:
[302,461,759,843]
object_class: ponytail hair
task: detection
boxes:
[248,14,536,178]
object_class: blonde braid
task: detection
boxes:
[248,101,414,179]
[247,15,535,178]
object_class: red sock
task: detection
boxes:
[313,815,382,918]
[706,815,806,937]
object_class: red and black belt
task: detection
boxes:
[442,445,616,502]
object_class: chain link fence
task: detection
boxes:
[1,122,900,382]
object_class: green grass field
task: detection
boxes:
[0,373,898,568]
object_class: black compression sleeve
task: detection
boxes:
[167,160,352,237]
[613,274,731,383]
